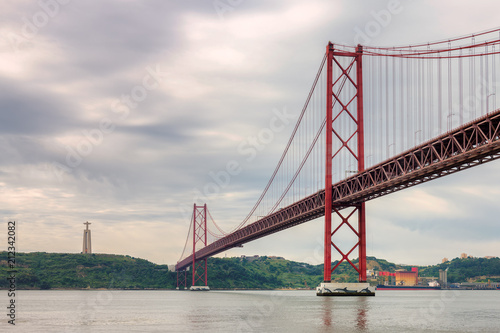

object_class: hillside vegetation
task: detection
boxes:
[0,252,174,289]
[1,252,499,289]
[418,257,500,283]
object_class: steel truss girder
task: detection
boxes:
[176,109,500,272]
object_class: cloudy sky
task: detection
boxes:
[1,0,499,267]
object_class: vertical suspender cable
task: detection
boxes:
[407,50,411,147]
[485,44,489,114]
[417,57,422,143]
[392,55,396,156]
[438,56,442,134]
[420,54,423,141]
[370,55,375,165]
[400,53,404,151]
[428,45,433,138]
[378,55,382,162]
[480,47,485,116]
[472,37,476,119]
[459,49,464,125]
[448,43,452,130]
[385,56,389,159]
[493,45,496,112]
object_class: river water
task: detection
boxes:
[4,289,500,332]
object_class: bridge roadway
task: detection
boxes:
[176,109,500,271]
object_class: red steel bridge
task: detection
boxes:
[176,28,500,289]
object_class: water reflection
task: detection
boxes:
[355,298,368,331]
[321,297,369,331]
[322,297,333,327]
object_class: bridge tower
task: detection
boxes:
[176,268,187,290]
[191,203,209,290]
[318,43,374,296]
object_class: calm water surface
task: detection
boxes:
[4,289,500,332]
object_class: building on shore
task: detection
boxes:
[439,268,448,288]
[395,268,418,286]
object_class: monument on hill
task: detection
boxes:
[82,221,92,254]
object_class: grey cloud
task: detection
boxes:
[2,1,500,265]
[0,78,80,135]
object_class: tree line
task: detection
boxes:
[1,252,498,289]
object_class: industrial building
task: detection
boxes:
[378,267,423,286]
[395,268,419,286]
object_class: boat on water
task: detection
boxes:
[376,285,441,290]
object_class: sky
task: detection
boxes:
[1,0,500,267]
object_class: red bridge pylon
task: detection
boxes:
[176,203,209,290]
[324,43,366,283]
[192,203,209,288]
[176,268,187,289]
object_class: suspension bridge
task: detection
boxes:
[176,28,500,295]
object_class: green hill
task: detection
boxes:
[207,256,323,289]
[1,252,499,290]
[0,252,174,289]
[417,257,500,283]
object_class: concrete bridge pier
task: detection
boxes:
[316,282,375,296]
[189,286,210,291]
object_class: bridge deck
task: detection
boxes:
[176,109,500,271]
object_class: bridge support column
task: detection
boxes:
[321,43,371,295]
[176,269,187,290]
[191,204,210,291]
[317,282,374,296]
